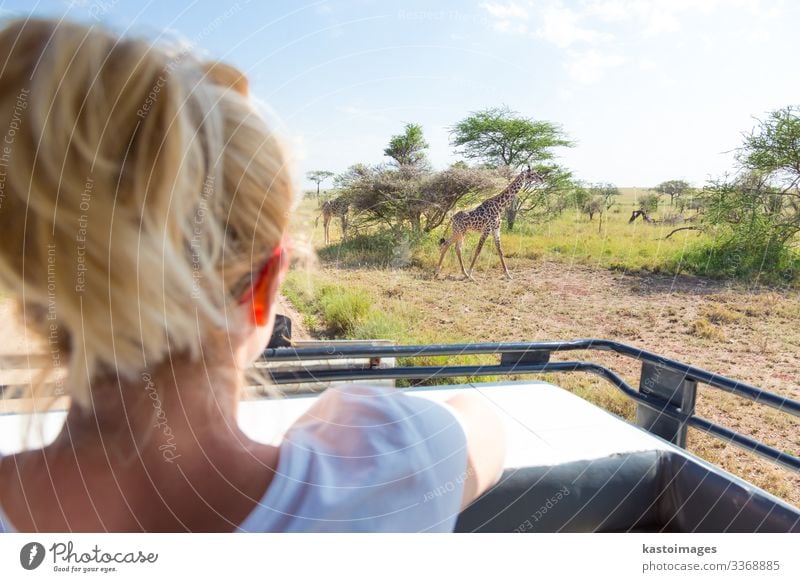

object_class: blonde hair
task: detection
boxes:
[0,19,294,409]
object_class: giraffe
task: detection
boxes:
[316,196,350,244]
[435,167,545,280]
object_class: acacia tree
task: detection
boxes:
[583,183,620,232]
[346,165,429,233]
[654,179,690,207]
[306,170,335,196]
[699,106,800,279]
[419,165,505,232]
[570,184,590,212]
[339,163,503,235]
[583,197,603,221]
[739,106,800,196]
[334,163,371,189]
[450,106,573,229]
[511,164,575,225]
[639,193,660,214]
[384,123,430,169]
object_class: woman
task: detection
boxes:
[0,18,505,532]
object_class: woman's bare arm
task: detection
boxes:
[445,392,506,510]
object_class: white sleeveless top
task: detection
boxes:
[0,385,468,532]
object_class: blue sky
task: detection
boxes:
[2,0,798,189]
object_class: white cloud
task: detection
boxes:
[337,105,391,124]
[637,56,657,71]
[745,26,770,45]
[480,1,530,20]
[534,4,612,48]
[565,49,627,83]
[478,0,775,85]
[586,0,633,23]
[655,72,678,89]
[480,1,530,34]
[492,19,528,33]
[583,0,768,38]
[557,87,575,100]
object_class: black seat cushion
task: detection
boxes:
[455,450,800,533]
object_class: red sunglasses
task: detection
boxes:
[239,240,290,326]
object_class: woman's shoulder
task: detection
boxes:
[286,384,468,465]
[238,384,469,532]
[293,383,462,434]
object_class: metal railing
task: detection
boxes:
[262,339,800,473]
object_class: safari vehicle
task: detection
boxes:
[254,319,800,533]
[1,321,798,533]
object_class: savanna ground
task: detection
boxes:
[285,189,800,506]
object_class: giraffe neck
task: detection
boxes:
[493,172,528,209]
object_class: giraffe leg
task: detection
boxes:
[455,240,470,280]
[493,230,511,278]
[466,233,488,280]
[324,217,330,245]
[341,215,348,241]
[435,238,453,276]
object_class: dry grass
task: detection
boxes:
[702,305,743,324]
[289,194,800,507]
[689,318,726,341]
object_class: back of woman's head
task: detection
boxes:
[0,18,294,409]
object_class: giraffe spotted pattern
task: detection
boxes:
[436,167,545,280]
[317,196,350,244]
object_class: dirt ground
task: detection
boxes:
[311,257,800,505]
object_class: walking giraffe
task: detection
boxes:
[435,167,545,280]
[316,196,350,244]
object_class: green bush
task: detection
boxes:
[676,234,799,283]
[686,106,800,284]
[350,312,405,341]
[319,286,370,335]
[638,192,659,213]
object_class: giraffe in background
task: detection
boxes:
[435,167,545,280]
[316,196,350,244]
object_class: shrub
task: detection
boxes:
[687,106,800,283]
[677,235,799,283]
[350,312,405,341]
[319,286,370,335]
[638,193,659,214]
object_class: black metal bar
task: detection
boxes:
[267,360,692,422]
[688,416,800,473]
[266,360,800,473]
[263,339,800,416]
[263,343,800,474]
